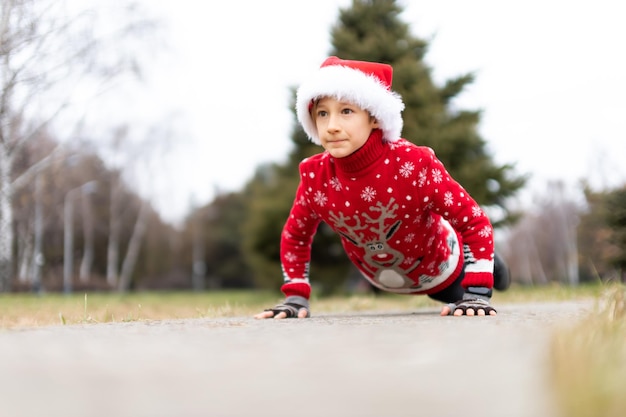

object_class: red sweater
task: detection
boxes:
[280,129,494,300]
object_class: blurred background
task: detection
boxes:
[1,0,624,294]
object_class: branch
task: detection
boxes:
[11,144,66,191]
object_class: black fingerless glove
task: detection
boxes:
[264,296,311,318]
[446,286,497,315]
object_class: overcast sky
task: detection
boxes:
[118,0,626,224]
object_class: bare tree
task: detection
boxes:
[106,172,122,287]
[0,0,157,291]
[117,201,150,292]
[101,122,171,292]
[503,181,582,285]
[78,185,95,283]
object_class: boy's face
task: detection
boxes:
[313,97,379,159]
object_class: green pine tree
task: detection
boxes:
[605,186,626,276]
[331,0,526,215]
[243,0,527,294]
[576,184,626,283]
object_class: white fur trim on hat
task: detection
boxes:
[296,64,405,145]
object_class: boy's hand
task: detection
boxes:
[441,287,497,316]
[440,298,497,316]
[254,308,309,319]
[254,296,310,319]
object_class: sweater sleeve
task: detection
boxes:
[424,148,494,289]
[279,167,322,300]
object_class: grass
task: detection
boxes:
[549,283,626,417]
[0,282,602,329]
[0,290,280,329]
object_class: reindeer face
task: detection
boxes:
[365,241,402,267]
[366,242,385,252]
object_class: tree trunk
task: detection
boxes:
[191,212,206,291]
[0,144,14,292]
[17,223,32,283]
[106,178,121,287]
[79,191,94,283]
[31,173,43,293]
[117,202,149,292]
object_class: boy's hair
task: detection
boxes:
[296,56,405,145]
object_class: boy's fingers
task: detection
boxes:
[440,305,452,316]
[298,309,309,319]
[253,311,274,319]
[440,303,498,317]
[273,311,287,319]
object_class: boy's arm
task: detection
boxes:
[279,186,321,301]
[255,175,321,320]
[424,148,495,290]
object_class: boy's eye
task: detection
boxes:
[317,110,328,118]
[341,108,354,115]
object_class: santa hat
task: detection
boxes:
[296,56,405,145]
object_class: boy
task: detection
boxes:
[255,56,509,320]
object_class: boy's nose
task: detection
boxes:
[326,113,340,131]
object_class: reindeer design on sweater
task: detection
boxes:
[329,198,423,290]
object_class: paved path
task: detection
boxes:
[0,300,592,417]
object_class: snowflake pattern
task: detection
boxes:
[418,168,428,187]
[403,257,416,266]
[432,168,443,183]
[388,141,402,151]
[284,252,298,263]
[478,225,492,238]
[399,161,415,178]
[330,176,342,191]
[360,186,376,202]
[443,191,454,206]
[313,190,328,207]
[472,205,483,217]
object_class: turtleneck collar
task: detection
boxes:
[333,129,385,175]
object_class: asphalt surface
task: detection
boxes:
[0,300,592,417]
